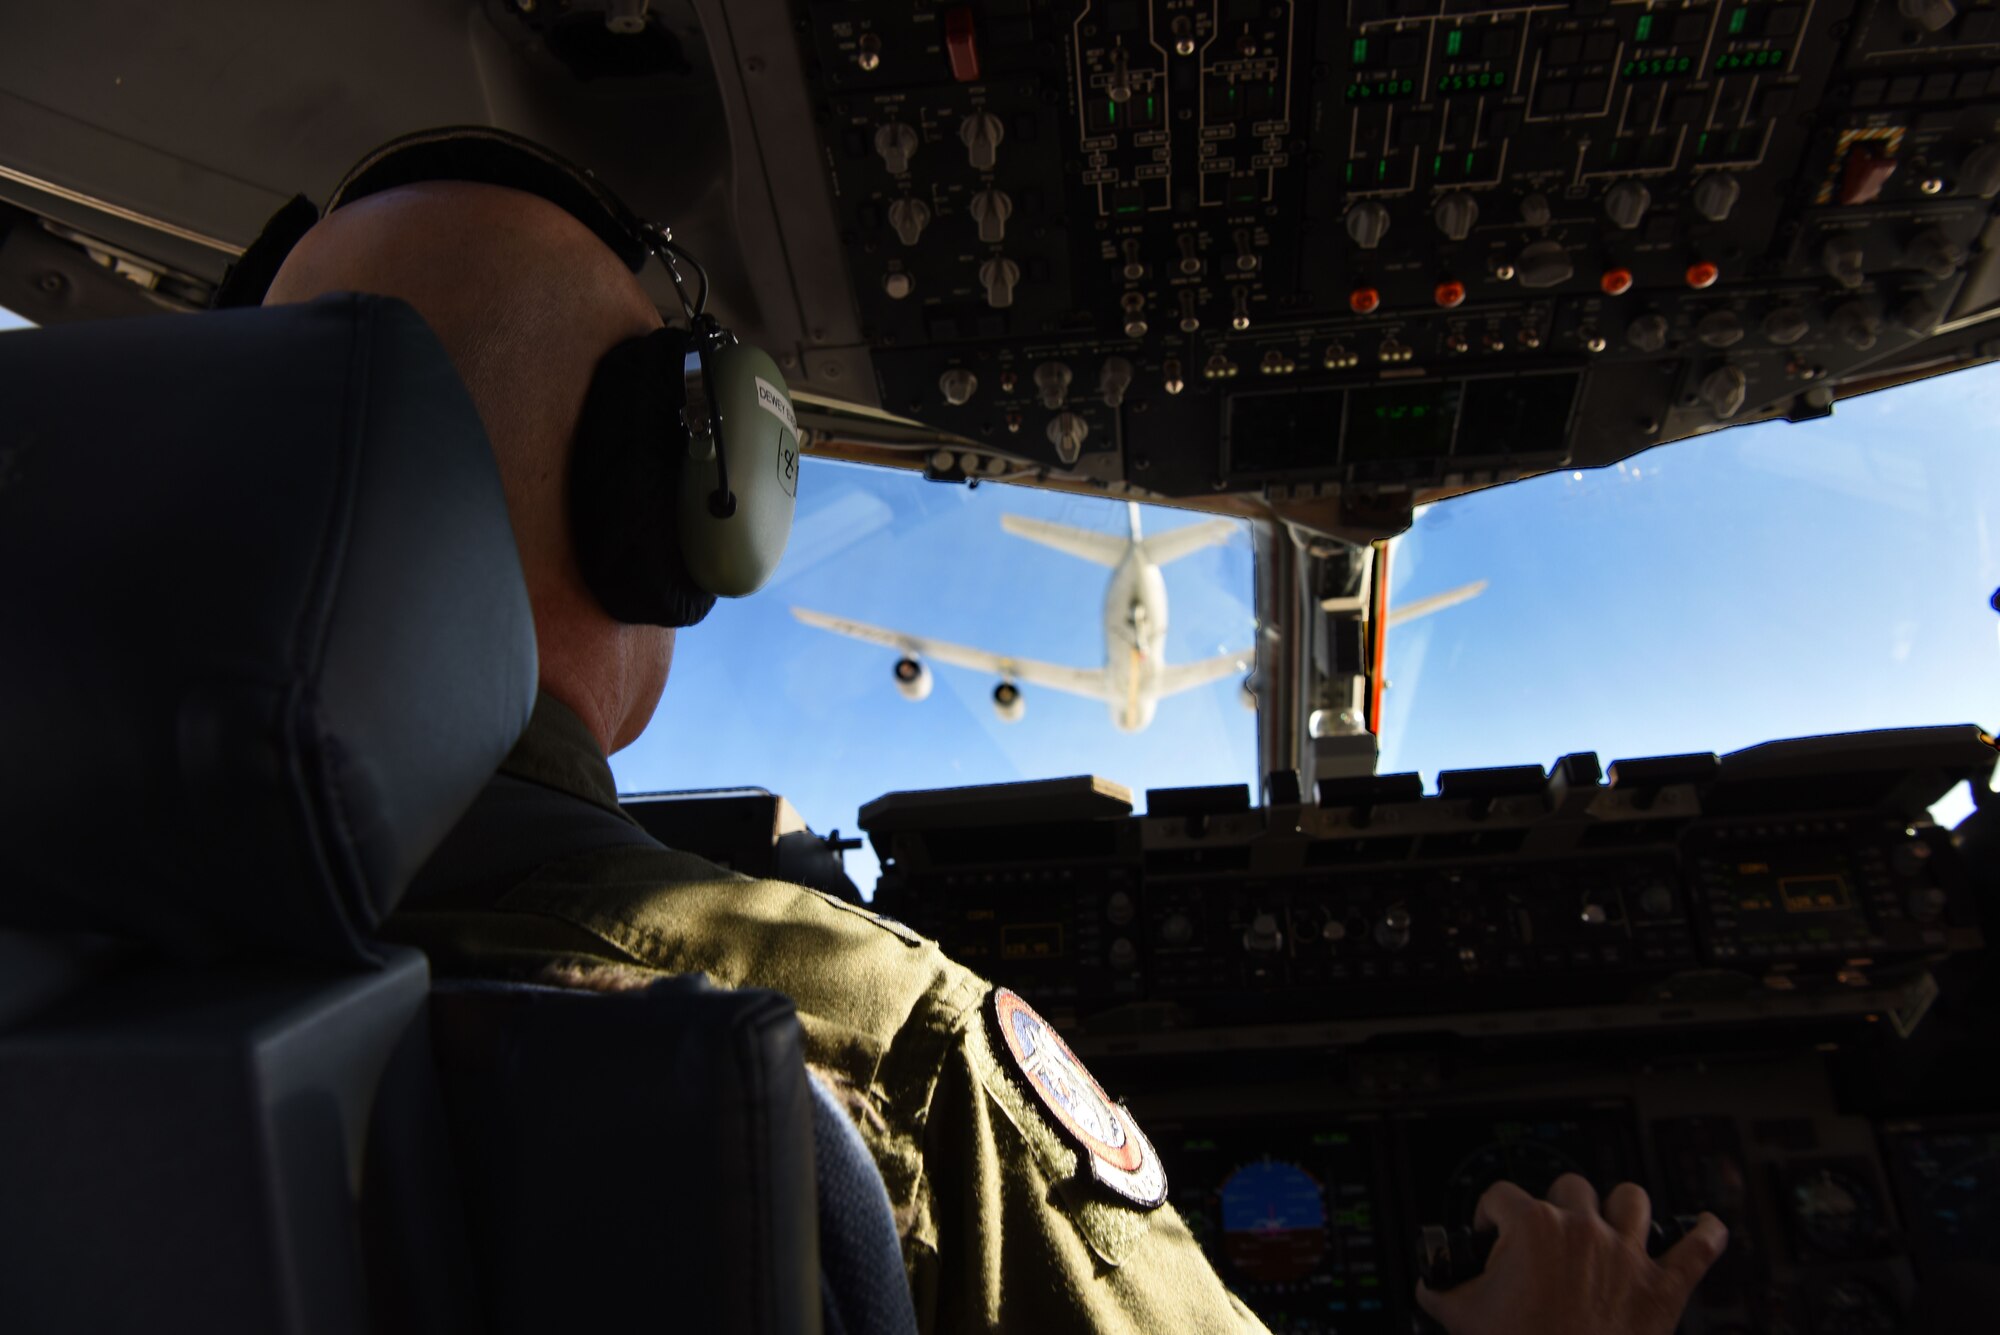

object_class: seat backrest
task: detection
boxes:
[0,296,535,1332]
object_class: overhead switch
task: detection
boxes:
[886,197,931,246]
[938,368,978,406]
[1698,364,1748,419]
[1905,227,1965,279]
[959,111,1005,171]
[1515,239,1574,289]
[1604,180,1652,230]
[1832,301,1880,350]
[1898,0,1958,32]
[1821,235,1867,290]
[969,188,1013,243]
[1098,357,1133,409]
[1626,313,1670,352]
[1762,308,1811,345]
[874,122,919,175]
[1346,201,1392,250]
[1434,194,1480,242]
[1963,143,2000,199]
[1896,293,1942,334]
[978,256,1020,308]
[1839,147,1898,205]
[1696,310,1745,348]
[943,6,982,81]
[1692,173,1741,222]
[1047,411,1089,465]
[1033,360,1072,410]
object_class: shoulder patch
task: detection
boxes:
[989,987,1167,1210]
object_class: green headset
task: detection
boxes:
[214,126,800,629]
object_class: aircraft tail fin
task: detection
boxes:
[1138,517,1239,568]
[1128,501,1143,543]
[1000,513,1129,567]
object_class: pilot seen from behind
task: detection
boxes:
[262,164,1725,1334]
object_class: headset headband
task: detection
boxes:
[216,126,710,321]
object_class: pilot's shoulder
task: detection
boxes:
[498,841,987,1048]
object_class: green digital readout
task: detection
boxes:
[1346,77,1417,101]
[1438,70,1507,93]
[1446,29,1463,56]
[1715,48,1788,71]
[1728,6,1749,34]
[1621,55,1695,78]
[1634,14,1655,42]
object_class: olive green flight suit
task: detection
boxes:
[387,693,1268,1334]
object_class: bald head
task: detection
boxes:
[266,181,673,753]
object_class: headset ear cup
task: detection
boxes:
[569,329,719,628]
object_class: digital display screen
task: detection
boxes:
[1714,49,1788,71]
[1621,55,1696,78]
[1720,852,1859,915]
[1882,1120,2000,1265]
[1346,78,1418,102]
[1437,71,1508,94]
[1226,386,1343,477]
[1165,1119,1399,1334]
[1343,384,1462,461]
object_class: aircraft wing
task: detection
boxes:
[999,513,1128,567]
[1384,579,1489,628]
[1156,648,1255,700]
[1138,518,1239,568]
[790,607,1112,701]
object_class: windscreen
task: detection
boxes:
[612,459,1259,894]
[1380,361,2000,828]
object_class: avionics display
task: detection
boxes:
[1881,1119,2000,1266]
[1164,1119,1398,1335]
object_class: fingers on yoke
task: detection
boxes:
[1658,1212,1730,1297]
[1603,1180,1653,1246]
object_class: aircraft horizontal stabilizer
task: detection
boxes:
[999,514,1128,567]
[1138,518,1238,569]
[1156,648,1254,700]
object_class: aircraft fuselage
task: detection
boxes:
[1103,547,1167,733]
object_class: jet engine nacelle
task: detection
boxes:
[992,680,1025,723]
[894,656,932,702]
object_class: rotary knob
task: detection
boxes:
[1243,911,1284,954]
[1108,937,1139,972]
[1604,180,1652,230]
[886,197,931,247]
[1346,201,1392,250]
[1832,300,1880,350]
[938,368,978,406]
[873,121,919,175]
[959,110,1005,171]
[978,256,1020,308]
[1822,235,1867,290]
[1374,906,1412,952]
[1896,293,1942,334]
[1904,228,1965,280]
[1106,891,1136,926]
[969,188,1014,244]
[1627,312,1670,352]
[1161,912,1194,946]
[1693,173,1742,223]
[1033,360,1072,409]
[1098,356,1133,409]
[1699,363,1748,419]
[1763,307,1812,345]
[1515,239,1574,289]
[1964,142,2000,200]
[1697,310,1745,348]
[1899,0,1959,32]
[1047,411,1089,464]
[1434,194,1480,242]
[1519,192,1553,227]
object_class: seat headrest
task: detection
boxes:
[0,295,538,964]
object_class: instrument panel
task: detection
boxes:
[792,0,2000,520]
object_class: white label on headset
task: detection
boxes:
[755,377,798,436]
